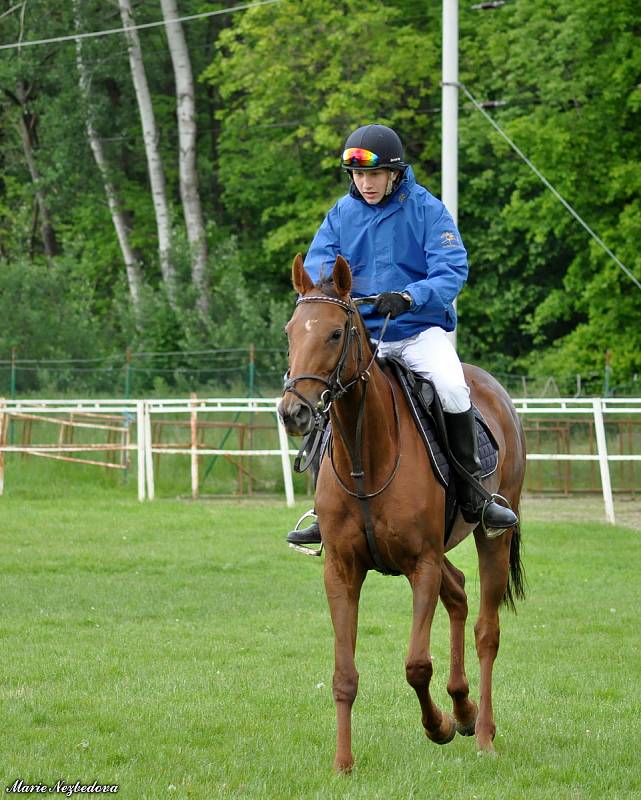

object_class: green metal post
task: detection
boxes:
[248,343,256,397]
[604,350,612,397]
[123,349,132,484]
[124,348,132,399]
[10,347,16,400]
[8,347,16,445]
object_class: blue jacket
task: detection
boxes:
[304,167,468,341]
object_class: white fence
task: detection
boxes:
[1,397,640,524]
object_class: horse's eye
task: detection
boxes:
[330,329,342,342]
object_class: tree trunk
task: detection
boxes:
[118,0,177,307]
[160,0,210,318]
[74,2,144,316]
[6,83,59,264]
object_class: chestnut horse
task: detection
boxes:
[279,254,526,772]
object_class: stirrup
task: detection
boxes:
[480,493,517,540]
[287,510,324,558]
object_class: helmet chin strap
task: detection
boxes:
[385,172,395,195]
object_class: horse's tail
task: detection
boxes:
[502,519,526,612]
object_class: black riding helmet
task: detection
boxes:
[341,124,408,172]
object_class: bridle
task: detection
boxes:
[282,295,366,409]
[282,295,364,472]
[282,294,401,575]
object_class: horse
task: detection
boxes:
[278,254,526,772]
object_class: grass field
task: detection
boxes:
[1,482,640,799]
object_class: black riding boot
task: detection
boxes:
[286,445,323,546]
[444,408,518,531]
[286,517,322,545]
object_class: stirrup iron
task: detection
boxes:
[287,510,324,557]
[480,493,515,540]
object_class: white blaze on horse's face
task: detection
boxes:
[304,319,319,332]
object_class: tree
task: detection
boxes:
[160,0,209,317]
[118,0,177,307]
[74,0,144,316]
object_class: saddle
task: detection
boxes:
[383,356,498,541]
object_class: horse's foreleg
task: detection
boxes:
[440,558,478,735]
[324,554,365,773]
[473,529,512,752]
[406,560,456,745]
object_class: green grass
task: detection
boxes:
[1,485,640,799]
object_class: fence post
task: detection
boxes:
[592,398,615,525]
[136,400,146,501]
[276,407,295,507]
[144,402,155,501]
[0,398,6,496]
[190,393,199,499]
[9,348,16,445]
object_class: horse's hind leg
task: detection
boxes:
[440,557,478,735]
[406,559,457,745]
[324,552,366,773]
[473,527,513,752]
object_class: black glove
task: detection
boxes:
[374,291,412,319]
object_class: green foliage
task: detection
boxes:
[0,0,640,394]
[0,256,104,358]
[456,0,641,384]
[203,0,439,287]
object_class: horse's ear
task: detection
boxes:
[292,253,314,294]
[332,255,352,299]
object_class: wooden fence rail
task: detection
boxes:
[1,397,640,523]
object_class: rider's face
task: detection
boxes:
[351,169,399,204]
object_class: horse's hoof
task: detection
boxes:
[333,756,354,773]
[425,713,457,745]
[476,729,497,754]
[456,718,477,737]
[455,701,479,736]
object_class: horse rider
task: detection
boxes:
[287,123,518,545]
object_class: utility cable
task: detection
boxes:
[0,0,282,52]
[450,81,641,292]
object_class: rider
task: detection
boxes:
[287,123,518,545]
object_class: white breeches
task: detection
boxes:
[375,327,471,413]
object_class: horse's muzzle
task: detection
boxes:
[278,396,313,436]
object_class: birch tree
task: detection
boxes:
[4,81,59,264]
[74,1,143,316]
[160,0,210,317]
[118,0,177,307]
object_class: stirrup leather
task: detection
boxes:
[287,510,324,557]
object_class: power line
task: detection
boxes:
[0,0,282,53]
[453,81,641,293]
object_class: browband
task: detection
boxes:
[296,295,354,313]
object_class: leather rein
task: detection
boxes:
[283,295,401,575]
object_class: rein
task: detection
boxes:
[283,294,400,575]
